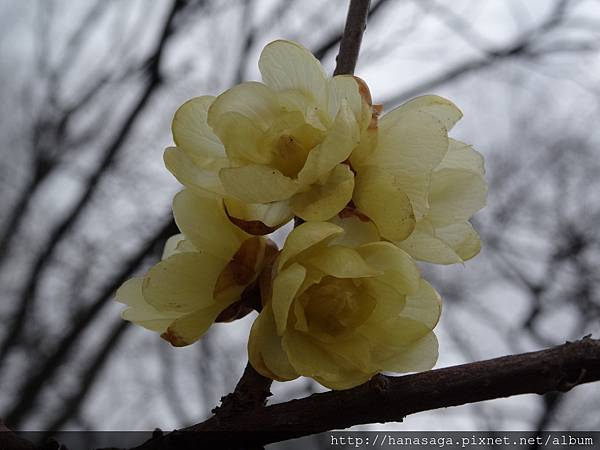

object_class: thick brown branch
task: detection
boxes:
[212,363,273,420]
[128,337,599,448]
[334,0,371,75]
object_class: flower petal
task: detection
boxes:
[353,165,416,241]
[291,163,354,221]
[277,221,343,271]
[398,95,462,131]
[171,96,226,163]
[224,197,293,234]
[375,332,439,373]
[367,106,450,218]
[208,81,279,131]
[160,303,225,347]
[116,278,180,332]
[329,212,380,247]
[356,241,421,295]
[327,75,364,124]
[248,303,299,381]
[220,165,299,203]
[164,146,226,197]
[207,82,281,164]
[142,252,226,313]
[436,139,485,175]
[172,190,246,261]
[297,100,360,186]
[162,234,186,260]
[402,279,442,330]
[398,220,481,264]
[259,40,327,103]
[272,263,306,335]
[359,280,440,347]
[305,245,380,279]
[428,168,487,226]
[282,330,373,390]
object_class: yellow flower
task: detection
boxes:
[348,94,487,264]
[248,222,441,390]
[165,40,372,232]
[116,190,275,346]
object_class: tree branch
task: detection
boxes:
[126,336,599,449]
[334,0,371,75]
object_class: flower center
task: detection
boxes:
[268,121,324,179]
[300,276,375,339]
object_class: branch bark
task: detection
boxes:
[127,337,599,449]
[334,0,371,75]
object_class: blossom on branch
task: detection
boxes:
[116,190,276,346]
[347,91,487,263]
[249,222,440,390]
[116,38,487,391]
[165,40,372,232]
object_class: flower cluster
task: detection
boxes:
[117,40,486,390]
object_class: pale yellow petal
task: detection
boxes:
[224,197,293,230]
[327,75,364,124]
[314,372,374,391]
[161,235,197,260]
[248,303,298,381]
[162,234,185,260]
[359,280,440,345]
[164,146,226,197]
[305,245,380,279]
[317,333,374,373]
[272,263,306,335]
[398,95,462,131]
[297,100,359,186]
[277,89,329,130]
[282,330,372,390]
[367,107,450,217]
[428,168,487,226]
[172,190,246,261]
[436,139,485,175]
[375,332,439,373]
[402,279,442,331]
[207,82,281,164]
[360,314,431,348]
[356,241,421,295]
[359,278,406,323]
[171,96,226,163]
[116,278,181,332]
[208,81,279,131]
[142,252,226,313]
[397,220,461,265]
[220,165,299,204]
[398,220,481,264]
[290,163,354,221]
[259,40,327,103]
[373,104,449,171]
[353,166,416,241]
[277,221,343,271]
[160,303,225,347]
[437,222,481,262]
[329,213,380,247]
[213,112,271,165]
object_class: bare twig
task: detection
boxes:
[334,0,371,75]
